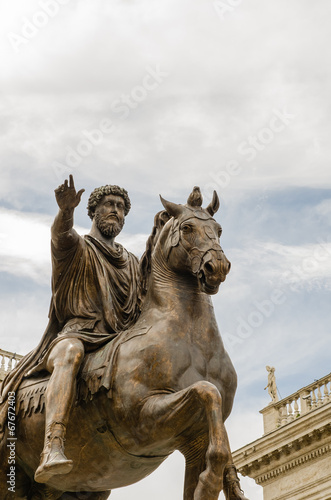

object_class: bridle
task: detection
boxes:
[165,209,225,278]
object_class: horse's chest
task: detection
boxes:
[139,339,192,383]
[190,343,208,376]
[143,336,222,388]
[186,344,223,382]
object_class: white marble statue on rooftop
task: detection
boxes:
[264,366,279,403]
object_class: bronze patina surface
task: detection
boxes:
[0,178,248,500]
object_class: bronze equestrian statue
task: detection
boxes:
[0,179,248,500]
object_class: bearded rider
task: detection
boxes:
[0,175,141,483]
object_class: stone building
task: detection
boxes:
[233,372,331,500]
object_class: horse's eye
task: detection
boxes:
[182,224,193,233]
[218,228,222,237]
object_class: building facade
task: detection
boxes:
[233,373,331,500]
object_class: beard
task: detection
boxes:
[94,212,124,238]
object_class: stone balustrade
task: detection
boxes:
[0,348,23,381]
[261,372,331,434]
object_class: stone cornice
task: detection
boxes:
[254,442,331,485]
[233,402,331,482]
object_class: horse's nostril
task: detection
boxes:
[227,261,231,272]
[204,262,214,274]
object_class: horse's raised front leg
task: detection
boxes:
[137,381,230,500]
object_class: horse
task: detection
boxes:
[0,188,248,500]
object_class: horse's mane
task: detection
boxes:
[139,210,170,296]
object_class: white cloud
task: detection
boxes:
[119,232,148,257]
[314,198,331,219]
[1,0,331,206]
[0,208,52,283]
[229,239,331,293]
[0,291,51,354]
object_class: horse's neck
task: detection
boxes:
[141,253,216,328]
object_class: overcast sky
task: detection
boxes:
[1,1,331,498]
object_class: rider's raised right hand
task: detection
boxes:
[55,175,85,212]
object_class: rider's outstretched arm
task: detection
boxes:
[51,175,85,251]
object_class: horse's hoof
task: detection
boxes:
[226,483,249,500]
[223,464,249,500]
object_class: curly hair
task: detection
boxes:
[87,185,131,219]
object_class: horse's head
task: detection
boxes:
[155,187,231,295]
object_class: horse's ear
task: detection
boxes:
[160,195,183,218]
[206,190,220,216]
[156,209,179,248]
[154,210,170,229]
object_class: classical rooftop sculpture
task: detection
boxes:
[265,365,279,403]
[0,177,248,500]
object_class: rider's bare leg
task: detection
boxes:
[34,338,84,484]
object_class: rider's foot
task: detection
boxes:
[34,423,73,483]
